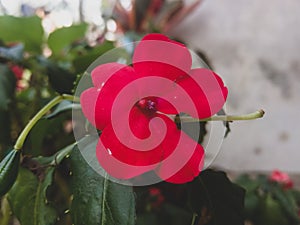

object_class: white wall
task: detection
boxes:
[173,0,300,172]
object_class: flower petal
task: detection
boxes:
[157,68,228,118]
[132,33,192,81]
[80,87,99,127]
[99,107,178,166]
[155,131,205,184]
[80,63,139,130]
[91,62,129,88]
[155,97,178,114]
[188,68,228,117]
[96,137,156,179]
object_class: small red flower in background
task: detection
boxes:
[9,65,23,80]
[80,33,227,184]
[269,169,293,189]
[148,187,165,208]
[9,64,25,91]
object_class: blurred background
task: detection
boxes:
[170,0,300,173]
[1,1,300,224]
[1,0,299,173]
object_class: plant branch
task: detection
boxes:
[14,94,80,151]
[176,109,265,123]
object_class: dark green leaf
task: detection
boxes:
[136,213,159,225]
[159,203,192,225]
[256,194,289,225]
[52,142,75,164]
[188,169,245,225]
[45,100,81,119]
[0,110,11,146]
[31,142,75,167]
[0,149,20,196]
[272,188,300,223]
[48,24,88,55]
[26,115,75,157]
[176,114,207,144]
[0,196,13,225]
[136,205,192,225]
[217,108,231,137]
[38,57,76,94]
[70,136,136,225]
[0,64,16,111]
[195,50,214,69]
[0,44,24,62]
[243,193,260,219]
[27,118,59,156]
[0,16,44,53]
[195,50,231,137]
[235,174,260,192]
[290,189,300,202]
[72,41,115,74]
[7,167,57,225]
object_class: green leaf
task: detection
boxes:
[160,203,192,225]
[0,16,44,53]
[243,193,260,219]
[72,41,115,74]
[48,24,88,55]
[35,142,75,167]
[0,149,20,196]
[188,170,245,225]
[45,100,81,119]
[272,188,300,223]
[136,203,192,225]
[0,196,13,225]
[256,194,289,225]
[27,116,75,157]
[136,213,158,225]
[0,110,11,146]
[0,44,24,62]
[0,64,16,111]
[217,108,231,137]
[52,142,75,164]
[7,167,57,225]
[195,50,231,137]
[37,57,76,94]
[70,137,136,225]
[235,174,260,192]
[290,189,300,202]
[176,114,207,144]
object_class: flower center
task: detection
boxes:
[137,98,157,114]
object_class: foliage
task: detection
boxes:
[113,0,203,34]
[236,172,300,225]
[0,150,20,196]
[0,9,264,225]
[134,170,245,225]
[70,139,136,225]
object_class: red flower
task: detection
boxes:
[269,170,293,189]
[148,187,165,208]
[9,64,23,80]
[9,64,25,91]
[80,34,227,184]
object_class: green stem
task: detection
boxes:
[176,109,265,123]
[62,94,80,102]
[191,213,197,225]
[14,94,80,151]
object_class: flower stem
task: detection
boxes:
[14,94,80,151]
[176,109,265,123]
[191,213,197,225]
[62,94,80,102]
